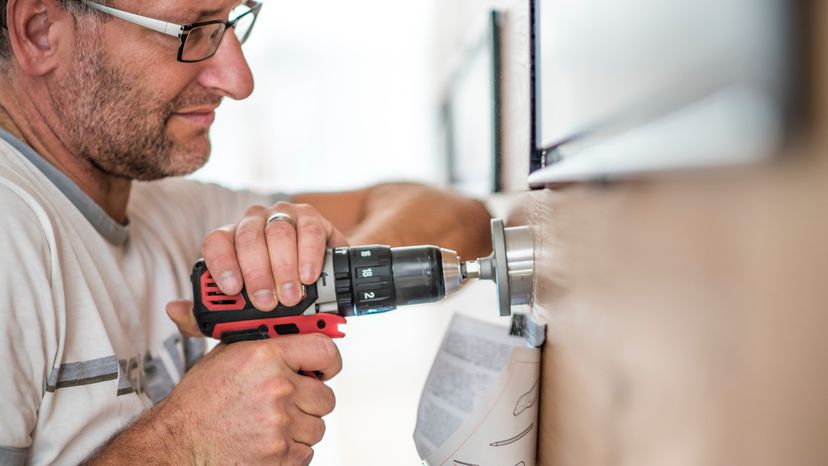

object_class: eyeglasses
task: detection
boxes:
[79,0,262,63]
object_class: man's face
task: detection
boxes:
[50,0,254,181]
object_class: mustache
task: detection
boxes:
[163,89,223,118]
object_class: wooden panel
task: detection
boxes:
[530,2,828,464]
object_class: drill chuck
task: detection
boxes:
[333,245,462,316]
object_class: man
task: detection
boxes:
[0,0,491,464]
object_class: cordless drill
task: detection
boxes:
[192,245,467,344]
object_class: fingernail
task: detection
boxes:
[280,282,298,303]
[219,271,240,293]
[301,264,315,283]
[253,290,276,309]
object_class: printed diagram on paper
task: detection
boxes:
[413,314,541,466]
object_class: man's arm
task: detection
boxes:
[292,183,493,260]
[0,190,54,462]
[85,335,341,465]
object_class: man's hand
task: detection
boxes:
[87,334,341,465]
[204,201,348,309]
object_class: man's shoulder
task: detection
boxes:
[0,137,61,216]
[0,177,51,243]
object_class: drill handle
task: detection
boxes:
[190,259,346,343]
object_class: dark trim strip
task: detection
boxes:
[0,445,28,466]
[45,356,119,392]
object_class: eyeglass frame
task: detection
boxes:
[78,0,263,63]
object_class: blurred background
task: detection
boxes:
[189,0,811,463]
[194,0,443,194]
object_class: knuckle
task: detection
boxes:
[244,203,268,217]
[308,334,336,359]
[267,376,296,399]
[292,202,313,213]
[201,229,231,254]
[294,204,322,220]
[271,201,293,212]
[269,410,291,431]
[268,435,290,457]
[298,221,326,238]
[294,444,314,465]
[244,342,273,365]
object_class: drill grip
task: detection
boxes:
[190,259,346,343]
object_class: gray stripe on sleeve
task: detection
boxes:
[163,334,184,377]
[142,354,174,405]
[183,336,206,371]
[45,356,119,392]
[117,358,136,396]
[0,446,27,466]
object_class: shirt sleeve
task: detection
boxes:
[144,177,291,238]
[0,183,56,453]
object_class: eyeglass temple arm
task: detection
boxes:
[81,0,184,37]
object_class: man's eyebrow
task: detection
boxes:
[192,6,228,23]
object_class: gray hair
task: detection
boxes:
[0,0,107,64]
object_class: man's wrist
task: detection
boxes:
[84,399,196,465]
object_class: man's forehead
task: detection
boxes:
[119,0,239,23]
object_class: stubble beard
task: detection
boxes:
[51,32,219,181]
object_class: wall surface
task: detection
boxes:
[530,2,828,465]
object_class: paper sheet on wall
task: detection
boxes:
[413,314,541,466]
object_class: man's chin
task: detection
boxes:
[167,149,211,178]
[162,133,212,177]
[129,149,211,182]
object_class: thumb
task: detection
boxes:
[165,300,203,337]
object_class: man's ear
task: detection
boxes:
[6,0,73,76]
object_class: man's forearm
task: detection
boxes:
[294,182,492,258]
[346,183,492,259]
[83,400,194,465]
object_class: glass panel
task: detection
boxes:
[529,0,797,181]
[182,23,226,61]
[233,11,256,44]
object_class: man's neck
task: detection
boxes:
[0,85,131,224]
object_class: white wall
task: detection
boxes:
[194,0,444,194]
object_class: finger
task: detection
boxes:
[289,405,327,446]
[165,300,202,337]
[294,207,329,285]
[201,225,243,295]
[236,212,278,311]
[328,227,349,248]
[293,375,336,417]
[272,334,343,381]
[265,210,302,306]
[287,443,314,466]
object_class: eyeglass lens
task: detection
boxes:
[181,23,226,61]
[180,3,256,62]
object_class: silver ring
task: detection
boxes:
[266,212,296,228]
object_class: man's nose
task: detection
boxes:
[197,31,255,100]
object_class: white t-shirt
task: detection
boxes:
[0,128,287,465]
